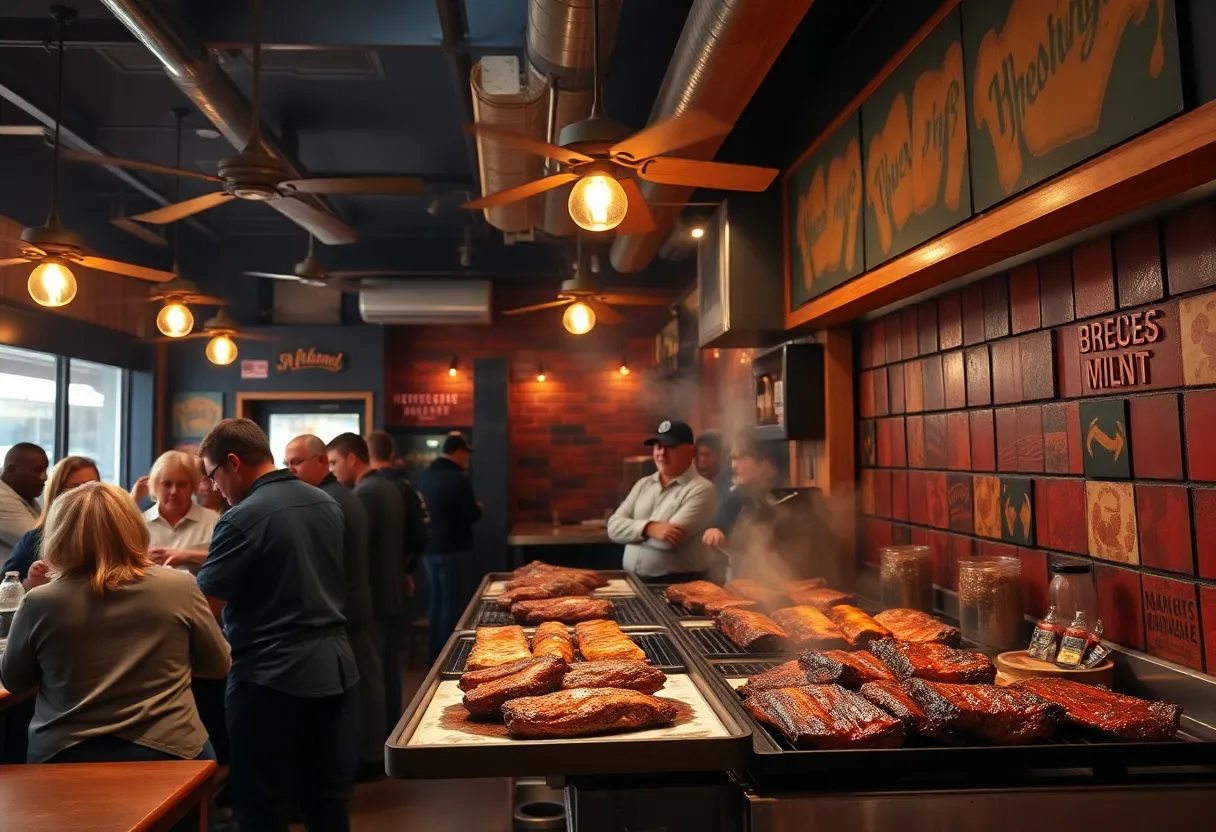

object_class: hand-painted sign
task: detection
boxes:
[171,392,223,441]
[999,477,1034,545]
[1142,575,1203,670]
[277,348,347,373]
[965,0,1183,211]
[862,8,971,267]
[1086,480,1140,564]
[1079,398,1131,478]
[1059,301,1184,394]
[786,112,864,310]
[1179,289,1216,385]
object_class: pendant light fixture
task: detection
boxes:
[156,108,196,338]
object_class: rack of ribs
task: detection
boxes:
[873,608,961,645]
[771,606,848,651]
[716,608,790,652]
[724,578,788,610]
[574,620,646,662]
[1011,678,1182,742]
[502,688,678,738]
[511,597,615,625]
[466,626,532,670]
[561,660,666,694]
[904,679,1064,744]
[510,561,607,589]
[462,655,568,717]
[744,684,906,749]
[827,605,893,647]
[496,580,593,609]
[787,586,855,611]
[859,679,964,744]
[781,577,827,594]
[737,660,811,697]
[798,649,896,688]
[868,638,996,684]
[531,621,575,662]
[664,581,755,615]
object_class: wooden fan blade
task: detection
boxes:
[131,192,234,224]
[60,148,223,184]
[78,256,176,283]
[243,271,304,282]
[111,217,168,247]
[0,257,32,267]
[587,299,622,325]
[611,111,732,162]
[186,294,228,306]
[465,123,594,166]
[599,293,671,307]
[233,332,277,342]
[502,299,574,316]
[637,157,777,192]
[280,176,427,196]
[463,173,579,210]
[615,178,656,235]
[0,126,45,137]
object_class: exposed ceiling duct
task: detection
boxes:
[358,280,493,326]
[470,58,547,233]
[99,0,357,245]
[609,0,814,273]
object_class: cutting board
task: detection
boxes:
[996,650,1114,687]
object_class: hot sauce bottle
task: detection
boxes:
[1054,611,1090,669]
[1080,619,1112,669]
[1028,606,1064,661]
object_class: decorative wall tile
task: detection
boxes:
[921,354,945,412]
[1115,221,1164,308]
[918,301,939,356]
[874,469,892,518]
[1015,405,1044,473]
[1073,236,1116,319]
[939,292,963,350]
[871,317,887,366]
[946,411,971,471]
[1009,264,1041,334]
[947,473,973,534]
[876,418,892,467]
[888,359,906,414]
[995,408,1019,472]
[1141,575,1204,671]
[1128,394,1183,480]
[889,416,907,468]
[1039,251,1075,327]
[962,283,985,346]
[860,420,877,467]
[965,345,991,406]
[891,470,909,521]
[908,471,930,525]
[1202,586,1216,673]
[990,338,1023,405]
[904,360,925,413]
[1193,489,1216,580]
[860,371,876,418]
[1043,402,1083,475]
[1044,478,1089,555]
[901,306,919,360]
[1095,563,1144,649]
[1079,399,1131,479]
[1019,547,1049,618]
[999,477,1035,546]
[973,475,1002,539]
[928,529,952,587]
[927,472,949,530]
[1033,479,1049,546]
[861,324,876,369]
[893,524,912,545]
[1019,330,1056,401]
[943,350,966,410]
[885,313,903,364]
[1164,199,1216,296]
[923,413,947,469]
[983,274,1011,341]
[906,415,926,469]
[1184,391,1216,481]
[874,367,889,417]
[970,410,996,472]
[1179,290,1216,386]
[1086,481,1140,565]
[1054,326,1084,398]
[860,469,876,514]
[1135,484,1194,576]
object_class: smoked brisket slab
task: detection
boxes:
[873,608,961,645]
[664,581,754,615]
[827,605,893,647]
[502,688,678,738]
[738,660,811,697]
[459,657,549,692]
[510,560,607,589]
[771,606,848,651]
[574,620,646,662]
[496,580,592,608]
[531,621,575,662]
[462,655,567,716]
[904,679,1064,744]
[1012,678,1182,742]
[561,660,666,694]
[744,684,906,749]
[467,626,532,670]
[798,649,896,688]
[859,679,965,744]
[716,608,790,652]
[511,597,614,625]
[787,586,855,611]
[868,638,996,684]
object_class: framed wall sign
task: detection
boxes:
[171,392,223,442]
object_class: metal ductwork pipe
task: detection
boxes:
[99,0,356,245]
[609,0,813,272]
[471,60,548,233]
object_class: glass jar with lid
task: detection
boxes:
[1048,561,1096,623]
[958,556,1023,650]
[879,545,934,612]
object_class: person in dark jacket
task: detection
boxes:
[414,433,481,662]
[701,435,782,580]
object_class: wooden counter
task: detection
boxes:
[507,523,612,546]
[507,523,620,571]
[0,760,215,831]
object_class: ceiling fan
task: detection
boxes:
[462,0,777,234]
[0,5,175,309]
[59,0,427,229]
[156,306,274,366]
[242,234,452,290]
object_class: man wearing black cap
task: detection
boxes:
[608,420,717,582]
[415,433,481,661]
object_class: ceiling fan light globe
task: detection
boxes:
[205,334,238,366]
[28,260,78,308]
[562,301,597,335]
[156,302,195,338]
[568,175,627,232]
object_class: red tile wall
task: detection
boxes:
[856,199,1216,677]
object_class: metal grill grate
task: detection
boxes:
[442,630,685,674]
[715,660,783,677]
[688,626,750,657]
[442,637,475,675]
[474,596,655,627]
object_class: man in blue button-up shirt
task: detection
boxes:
[197,418,358,832]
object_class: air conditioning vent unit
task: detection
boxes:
[358,280,492,325]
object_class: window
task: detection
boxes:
[0,344,58,461]
[267,413,361,469]
[68,359,125,484]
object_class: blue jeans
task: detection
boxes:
[47,735,217,763]
[423,552,470,662]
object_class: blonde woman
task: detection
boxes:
[0,481,231,763]
[141,450,220,571]
[2,455,99,590]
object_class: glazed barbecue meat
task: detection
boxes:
[724,579,787,610]
[873,608,961,645]
[798,649,896,688]
[771,606,848,651]
[502,688,678,738]
[700,595,759,616]
[459,657,556,692]
[787,586,855,611]
[462,656,567,717]
[574,619,646,662]
[859,679,964,744]
[737,660,811,697]
[496,580,592,609]
[781,577,827,594]
[827,605,893,647]
[511,597,614,625]
[868,638,996,684]
[904,679,1064,744]
[664,581,755,615]
[663,580,722,606]
[531,621,575,663]
[1012,678,1182,742]
[510,560,607,589]
[466,626,532,670]
[561,660,666,694]
[744,684,906,749]
[716,608,790,652]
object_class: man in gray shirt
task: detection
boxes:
[608,420,717,581]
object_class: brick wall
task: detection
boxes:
[856,198,1216,677]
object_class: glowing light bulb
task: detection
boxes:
[27,260,78,308]
[156,302,195,337]
[568,175,627,232]
[691,227,705,239]
[205,333,238,366]
[448,367,457,377]
[537,372,547,383]
[619,362,630,376]
[562,301,596,335]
